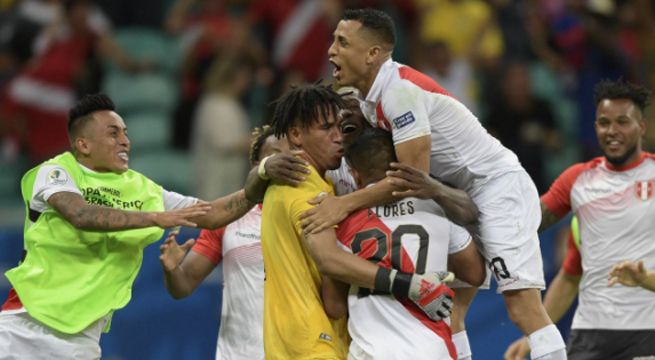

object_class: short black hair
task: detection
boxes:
[68,93,116,140]
[270,83,345,138]
[346,127,396,184]
[343,8,396,48]
[594,79,652,114]
[249,125,276,165]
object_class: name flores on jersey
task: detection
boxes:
[374,201,415,218]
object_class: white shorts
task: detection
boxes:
[467,170,545,293]
[0,310,106,360]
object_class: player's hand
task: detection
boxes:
[265,150,310,186]
[408,271,455,321]
[503,337,530,360]
[608,260,647,288]
[159,231,195,272]
[151,202,211,228]
[300,193,348,234]
[386,162,442,199]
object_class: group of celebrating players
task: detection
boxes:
[1,7,654,360]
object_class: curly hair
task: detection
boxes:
[249,125,276,165]
[270,83,345,139]
[594,79,652,114]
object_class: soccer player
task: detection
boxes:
[323,127,485,360]
[302,8,566,359]
[504,80,655,359]
[257,83,457,359]
[158,126,288,360]
[0,94,265,359]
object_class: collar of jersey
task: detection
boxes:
[605,151,646,172]
[365,58,394,104]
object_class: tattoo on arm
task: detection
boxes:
[223,191,253,216]
[48,192,153,231]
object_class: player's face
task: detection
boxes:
[328,20,372,90]
[339,98,369,147]
[595,98,645,166]
[290,110,344,173]
[81,111,131,173]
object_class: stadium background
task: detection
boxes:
[1,0,653,358]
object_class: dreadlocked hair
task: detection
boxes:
[270,82,345,138]
[594,79,652,114]
[249,125,276,165]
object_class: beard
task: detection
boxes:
[604,144,638,167]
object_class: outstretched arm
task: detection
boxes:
[191,190,255,230]
[48,192,210,230]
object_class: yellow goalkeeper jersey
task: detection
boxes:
[261,165,348,360]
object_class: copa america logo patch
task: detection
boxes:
[635,180,653,201]
[47,168,68,185]
[392,111,415,129]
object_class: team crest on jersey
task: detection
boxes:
[392,111,415,129]
[635,180,654,201]
[47,168,68,185]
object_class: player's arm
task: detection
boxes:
[448,242,485,287]
[244,151,310,203]
[321,276,349,319]
[305,228,455,321]
[394,135,431,172]
[191,190,255,230]
[387,162,479,225]
[539,200,563,233]
[160,231,216,299]
[300,179,399,234]
[48,192,210,230]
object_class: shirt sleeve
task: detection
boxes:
[163,190,199,211]
[379,82,432,145]
[447,223,472,255]
[541,163,587,218]
[562,232,582,276]
[191,227,226,265]
[31,165,82,212]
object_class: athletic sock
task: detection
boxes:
[452,330,472,360]
[528,324,566,360]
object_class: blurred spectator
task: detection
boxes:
[165,0,262,150]
[416,0,504,71]
[530,0,633,158]
[484,61,559,192]
[0,0,151,164]
[420,40,478,114]
[191,55,253,200]
[246,0,339,82]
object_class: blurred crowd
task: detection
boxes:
[1,0,655,200]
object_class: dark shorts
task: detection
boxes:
[568,329,655,360]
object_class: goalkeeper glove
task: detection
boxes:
[374,267,455,321]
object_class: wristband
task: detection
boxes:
[391,271,412,297]
[258,155,272,180]
[374,267,404,295]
